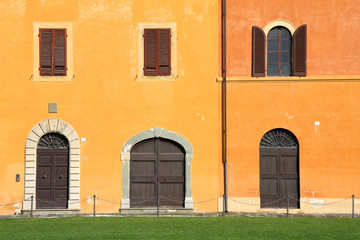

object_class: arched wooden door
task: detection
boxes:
[260,129,299,208]
[130,138,185,208]
[36,133,69,209]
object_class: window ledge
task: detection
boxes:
[33,75,74,82]
[216,76,360,82]
[136,75,177,82]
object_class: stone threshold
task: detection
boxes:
[21,209,81,217]
[120,208,194,215]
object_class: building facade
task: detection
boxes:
[224,0,360,214]
[0,0,220,215]
[0,0,359,216]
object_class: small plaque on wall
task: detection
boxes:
[48,103,58,113]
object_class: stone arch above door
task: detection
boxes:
[23,118,80,210]
[121,127,193,209]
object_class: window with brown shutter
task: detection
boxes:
[144,28,171,76]
[251,24,307,77]
[39,29,67,76]
[293,25,307,76]
[252,26,266,77]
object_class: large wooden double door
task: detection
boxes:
[259,129,299,208]
[260,147,299,208]
[36,133,69,209]
[130,138,185,208]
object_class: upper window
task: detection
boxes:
[144,28,171,76]
[33,23,73,82]
[267,27,291,76]
[39,29,67,76]
[252,24,307,77]
[137,23,176,81]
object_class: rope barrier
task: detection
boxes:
[68,197,92,205]
[35,197,69,204]
[192,197,219,204]
[229,196,286,206]
[159,195,220,204]
[130,197,157,205]
[0,200,24,207]
[158,196,186,204]
[0,194,357,211]
[0,196,35,207]
[31,196,92,206]
[228,198,259,206]
[96,196,121,205]
[289,195,353,206]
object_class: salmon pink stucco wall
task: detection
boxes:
[226,0,360,76]
[224,0,360,204]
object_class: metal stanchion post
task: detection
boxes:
[93,195,96,217]
[286,194,289,218]
[157,193,160,217]
[352,194,355,218]
[30,195,34,218]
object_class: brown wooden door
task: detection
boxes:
[130,138,185,208]
[36,148,69,209]
[260,147,299,208]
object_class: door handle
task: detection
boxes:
[59,175,64,179]
[42,175,47,179]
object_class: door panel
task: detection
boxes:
[37,166,52,187]
[54,190,68,198]
[260,155,277,174]
[38,190,51,198]
[131,161,156,176]
[158,161,184,176]
[55,154,68,165]
[55,167,68,187]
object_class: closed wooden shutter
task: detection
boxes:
[252,26,265,77]
[144,28,171,76]
[39,29,53,76]
[39,29,67,76]
[144,29,157,76]
[158,29,171,75]
[293,24,307,76]
[54,29,67,76]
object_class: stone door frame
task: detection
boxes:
[23,118,80,210]
[121,127,193,209]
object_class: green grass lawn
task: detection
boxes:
[0,217,359,240]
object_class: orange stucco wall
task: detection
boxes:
[225,0,360,203]
[0,0,220,215]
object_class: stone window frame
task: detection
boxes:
[121,127,193,209]
[137,23,177,81]
[33,22,74,82]
[23,118,80,210]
